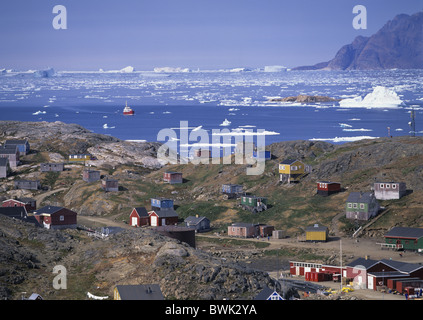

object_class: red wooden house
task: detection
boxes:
[316,181,341,196]
[163,171,183,184]
[148,209,179,227]
[33,206,77,229]
[129,207,150,227]
[2,198,36,212]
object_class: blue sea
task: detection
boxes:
[0,69,422,146]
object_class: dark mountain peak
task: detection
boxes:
[294,11,423,70]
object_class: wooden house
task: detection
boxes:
[259,224,275,237]
[305,224,329,242]
[101,178,119,192]
[33,206,77,229]
[279,159,309,183]
[114,284,164,300]
[0,158,11,178]
[316,181,341,196]
[221,184,244,198]
[240,195,267,213]
[14,179,41,190]
[228,223,258,238]
[0,207,40,226]
[150,197,174,211]
[384,227,423,251]
[4,139,30,155]
[129,207,149,227]
[40,163,64,172]
[163,171,183,184]
[0,145,19,168]
[373,182,406,200]
[2,197,36,212]
[345,192,380,221]
[184,215,211,232]
[68,154,92,162]
[83,169,101,182]
[149,209,178,227]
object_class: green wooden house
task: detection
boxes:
[384,227,423,251]
[345,192,380,221]
[240,195,268,213]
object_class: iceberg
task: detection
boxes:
[120,66,134,73]
[339,86,404,109]
[103,124,115,129]
[32,110,46,115]
[264,65,287,72]
[154,67,190,73]
[309,136,379,143]
[33,67,55,78]
[219,119,231,126]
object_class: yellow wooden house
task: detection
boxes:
[305,224,329,242]
[279,159,306,183]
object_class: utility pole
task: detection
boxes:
[409,108,416,137]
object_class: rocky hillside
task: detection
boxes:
[0,214,276,300]
[294,12,423,70]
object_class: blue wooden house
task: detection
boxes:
[4,139,30,155]
[151,197,174,211]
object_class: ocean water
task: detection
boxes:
[0,69,422,146]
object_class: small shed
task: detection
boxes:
[305,224,329,242]
[156,225,196,248]
[33,206,77,229]
[129,207,149,227]
[114,284,163,300]
[258,224,275,237]
[272,230,285,239]
[14,179,41,190]
[184,215,211,232]
[374,182,406,200]
[101,178,119,192]
[4,139,30,155]
[149,209,179,227]
[384,227,423,251]
[0,158,11,178]
[2,197,36,212]
[163,171,183,184]
[151,197,174,211]
[40,163,64,172]
[316,181,341,196]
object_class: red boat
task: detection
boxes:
[123,101,134,115]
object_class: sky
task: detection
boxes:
[0,0,422,71]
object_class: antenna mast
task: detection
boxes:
[409,108,416,137]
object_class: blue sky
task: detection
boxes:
[0,0,421,70]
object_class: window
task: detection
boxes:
[60,215,64,221]
[380,183,384,188]
[360,204,365,209]
[348,203,352,208]
[386,184,390,189]
[353,203,358,208]
[280,165,285,170]
[392,184,397,189]
[291,166,297,171]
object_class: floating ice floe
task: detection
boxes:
[219,119,231,126]
[103,124,115,129]
[212,129,280,136]
[342,128,372,132]
[310,136,379,143]
[339,86,404,109]
[33,67,55,78]
[339,123,352,128]
[32,110,46,115]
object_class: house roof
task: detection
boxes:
[346,192,376,203]
[2,197,35,204]
[317,181,340,185]
[149,208,178,218]
[115,284,163,300]
[5,139,28,145]
[306,224,328,232]
[280,159,301,165]
[34,206,63,215]
[133,207,149,217]
[185,216,209,225]
[0,147,17,154]
[231,222,257,228]
[254,286,283,300]
[346,257,380,269]
[384,227,423,240]
[0,206,27,218]
[379,259,423,274]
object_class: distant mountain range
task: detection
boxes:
[294,11,423,70]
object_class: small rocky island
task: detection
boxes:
[268,95,339,103]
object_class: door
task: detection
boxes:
[151,215,158,226]
[367,275,374,290]
[162,218,166,226]
[131,217,138,227]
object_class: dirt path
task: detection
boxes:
[34,187,68,206]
